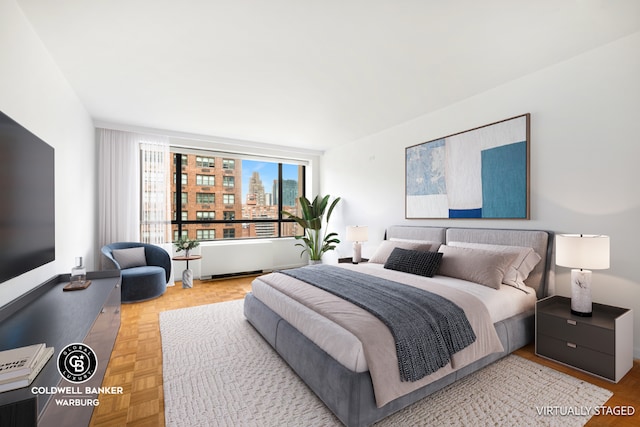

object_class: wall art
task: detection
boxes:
[406,114,530,219]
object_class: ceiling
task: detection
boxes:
[16,0,640,152]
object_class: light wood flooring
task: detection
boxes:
[90,276,639,427]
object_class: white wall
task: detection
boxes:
[170,237,308,281]
[322,32,640,357]
[0,0,96,306]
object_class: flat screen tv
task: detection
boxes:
[0,111,55,283]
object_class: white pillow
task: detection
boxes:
[447,241,541,292]
[369,240,433,264]
[112,247,147,269]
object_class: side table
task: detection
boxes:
[535,295,633,382]
[172,255,202,288]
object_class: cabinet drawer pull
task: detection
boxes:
[567,342,577,349]
[567,319,577,326]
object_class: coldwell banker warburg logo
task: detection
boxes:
[30,343,123,408]
[57,343,98,383]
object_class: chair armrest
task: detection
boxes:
[145,246,172,282]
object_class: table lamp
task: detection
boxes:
[555,234,610,317]
[346,225,368,263]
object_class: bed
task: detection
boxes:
[243,226,554,426]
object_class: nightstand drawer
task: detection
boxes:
[537,312,614,355]
[537,334,615,380]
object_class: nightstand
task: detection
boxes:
[338,257,368,264]
[535,295,633,383]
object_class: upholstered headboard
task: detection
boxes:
[385,225,446,244]
[385,226,554,299]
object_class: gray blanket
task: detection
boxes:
[281,264,477,382]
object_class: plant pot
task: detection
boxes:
[308,260,322,265]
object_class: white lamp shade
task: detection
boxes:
[346,226,368,242]
[556,234,610,270]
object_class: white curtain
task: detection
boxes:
[97,129,141,248]
[97,129,174,285]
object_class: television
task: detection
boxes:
[0,111,55,283]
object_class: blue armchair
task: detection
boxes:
[101,242,171,303]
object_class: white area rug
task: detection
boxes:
[160,299,613,426]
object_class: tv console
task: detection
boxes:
[0,270,121,427]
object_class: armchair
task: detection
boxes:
[101,242,172,303]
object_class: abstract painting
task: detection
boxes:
[406,114,530,219]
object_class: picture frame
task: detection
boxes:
[405,114,530,219]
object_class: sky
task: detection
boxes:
[241,160,298,202]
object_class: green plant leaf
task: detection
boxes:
[326,197,341,222]
[285,194,341,260]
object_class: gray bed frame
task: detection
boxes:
[244,226,554,427]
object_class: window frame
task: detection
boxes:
[172,151,306,242]
[196,174,215,186]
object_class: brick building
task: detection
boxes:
[171,154,243,241]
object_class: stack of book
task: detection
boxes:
[0,343,54,393]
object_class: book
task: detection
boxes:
[0,343,46,382]
[0,347,54,393]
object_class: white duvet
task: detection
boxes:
[251,262,536,374]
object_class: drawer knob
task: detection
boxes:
[567,342,577,349]
[567,319,577,326]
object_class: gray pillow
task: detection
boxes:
[437,245,517,289]
[112,247,147,269]
[384,247,443,277]
[447,241,541,292]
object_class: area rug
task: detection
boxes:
[160,299,613,426]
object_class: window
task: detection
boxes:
[197,229,216,240]
[223,176,234,188]
[196,156,215,167]
[173,229,188,241]
[196,175,215,186]
[174,192,188,205]
[173,173,187,185]
[196,211,215,220]
[196,193,215,204]
[171,151,305,241]
[174,154,188,166]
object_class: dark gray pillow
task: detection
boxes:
[383,247,443,277]
[368,240,433,264]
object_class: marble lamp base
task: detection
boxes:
[352,242,362,264]
[571,269,592,317]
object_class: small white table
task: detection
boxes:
[172,255,202,288]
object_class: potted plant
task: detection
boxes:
[282,194,341,263]
[174,236,200,258]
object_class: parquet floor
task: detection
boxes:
[89,276,639,427]
[89,276,253,427]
